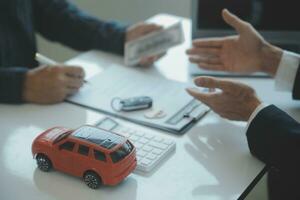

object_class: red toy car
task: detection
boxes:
[32,125,137,189]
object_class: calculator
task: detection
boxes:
[95,117,176,173]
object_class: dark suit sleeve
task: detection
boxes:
[0,67,28,104]
[292,64,300,99]
[32,0,127,55]
[246,105,300,171]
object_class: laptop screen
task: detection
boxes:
[196,0,300,31]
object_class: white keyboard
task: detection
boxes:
[96,117,176,173]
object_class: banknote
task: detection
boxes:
[124,21,184,66]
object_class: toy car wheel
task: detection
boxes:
[84,171,102,189]
[36,154,52,172]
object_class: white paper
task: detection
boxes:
[68,65,208,132]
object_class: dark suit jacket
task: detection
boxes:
[247,65,300,199]
[0,0,127,103]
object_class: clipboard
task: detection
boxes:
[67,62,210,135]
[67,99,210,135]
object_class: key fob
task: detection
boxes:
[120,96,152,111]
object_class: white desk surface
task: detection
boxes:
[1,14,299,200]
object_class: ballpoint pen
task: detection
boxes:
[35,53,88,83]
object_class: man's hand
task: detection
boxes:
[186,76,261,121]
[23,65,85,104]
[126,23,165,66]
[186,9,283,76]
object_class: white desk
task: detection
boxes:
[1,14,299,200]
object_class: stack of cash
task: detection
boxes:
[125,22,185,66]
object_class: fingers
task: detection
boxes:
[64,76,84,89]
[186,47,221,56]
[156,52,167,60]
[65,87,80,96]
[139,57,155,66]
[139,24,162,35]
[193,76,236,92]
[24,66,84,104]
[192,38,224,48]
[187,41,224,71]
[47,65,85,90]
[61,66,85,78]
[189,56,221,65]
[187,50,224,71]
[127,23,165,66]
[193,76,219,89]
[128,23,162,39]
[186,88,212,103]
[222,9,249,33]
[58,80,81,99]
[138,52,166,66]
[60,66,85,87]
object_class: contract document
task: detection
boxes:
[67,65,209,134]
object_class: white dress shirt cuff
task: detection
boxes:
[245,103,269,132]
[275,51,300,91]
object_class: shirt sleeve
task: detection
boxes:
[245,103,269,131]
[246,51,300,131]
[0,67,28,104]
[274,51,300,91]
[32,0,128,55]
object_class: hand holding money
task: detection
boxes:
[126,23,166,66]
[125,22,184,66]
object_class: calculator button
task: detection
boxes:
[141,158,152,166]
[137,159,143,166]
[152,149,163,155]
[121,132,131,138]
[163,140,174,145]
[128,129,137,134]
[135,131,145,137]
[137,151,147,158]
[136,155,142,161]
[144,134,154,140]
[153,137,163,142]
[129,135,140,141]
[142,146,153,152]
[95,118,176,173]
[146,154,157,160]
[134,143,143,149]
[139,138,149,144]
[149,142,168,150]
[119,127,130,133]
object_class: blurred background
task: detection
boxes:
[37,0,190,62]
[37,0,268,199]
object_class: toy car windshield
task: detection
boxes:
[53,131,71,144]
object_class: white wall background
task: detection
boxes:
[37,0,191,62]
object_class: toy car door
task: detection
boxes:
[55,140,76,174]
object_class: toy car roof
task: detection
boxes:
[72,126,125,150]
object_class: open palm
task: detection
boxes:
[187,9,267,73]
